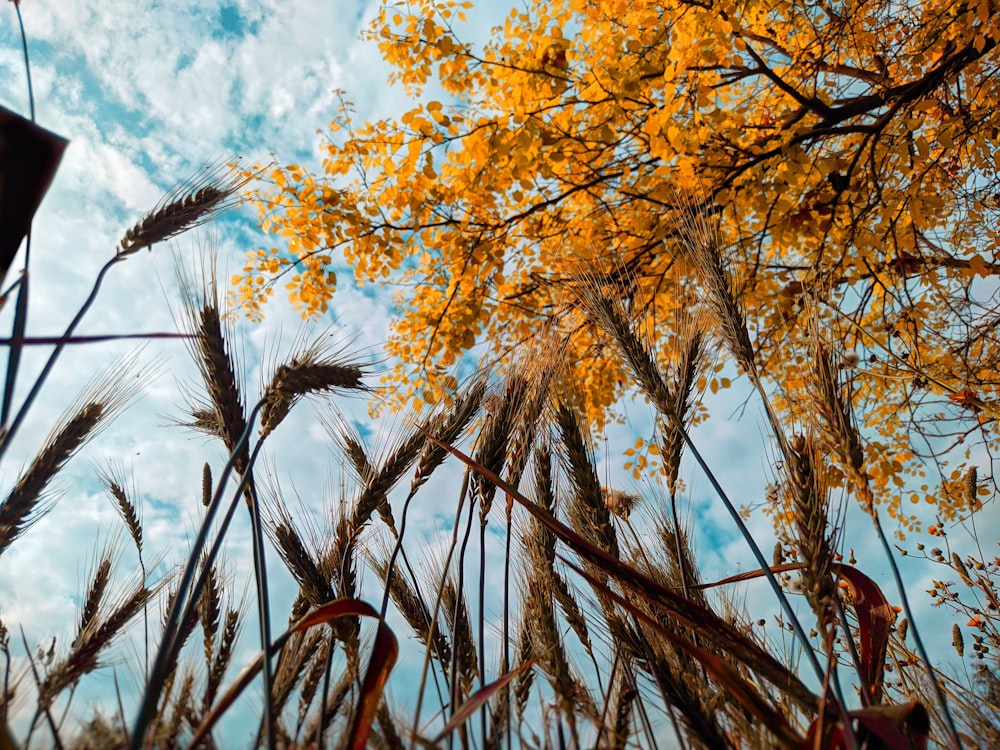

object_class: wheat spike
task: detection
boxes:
[117,159,251,256]
[672,202,758,379]
[610,671,637,749]
[196,563,222,668]
[811,330,866,475]
[555,401,620,558]
[574,270,672,408]
[472,375,524,520]
[0,358,140,557]
[177,262,250,477]
[522,465,597,662]
[302,667,353,743]
[162,669,195,746]
[574,261,711,493]
[296,638,330,731]
[786,433,838,636]
[512,610,535,721]
[39,579,158,708]
[79,556,112,636]
[0,402,103,557]
[99,465,144,556]
[272,521,332,607]
[522,571,594,739]
[204,609,240,711]
[502,331,563,497]
[272,630,323,718]
[369,550,453,670]
[411,372,488,492]
[201,462,213,507]
[260,338,370,437]
[441,573,479,696]
[661,321,711,493]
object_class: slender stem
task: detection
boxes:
[130,401,265,748]
[2,269,29,427]
[477,520,488,746]
[246,479,277,749]
[0,332,195,346]
[15,1,35,122]
[869,509,963,748]
[0,257,121,462]
[410,470,471,743]
[502,507,512,750]
[314,632,336,748]
[675,425,827,684]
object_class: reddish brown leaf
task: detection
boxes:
[696,562,896,704]
[347,619,399,750]
[691,562,804,589]
[834,565,896,703]
[432,659,537,743]
[850,700,929,750]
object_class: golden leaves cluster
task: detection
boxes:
[238,0,1000,525]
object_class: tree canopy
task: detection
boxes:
[240,0,1000,527]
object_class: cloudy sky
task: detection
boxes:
[0,1,989,745]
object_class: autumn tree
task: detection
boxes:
[240,0,1000,526]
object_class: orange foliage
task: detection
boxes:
[239,0,1000,526]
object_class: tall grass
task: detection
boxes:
[0,169,997,750]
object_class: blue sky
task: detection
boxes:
[0,0,992,746]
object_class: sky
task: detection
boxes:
[0,1,993,746]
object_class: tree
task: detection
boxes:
[239,0,1000,527]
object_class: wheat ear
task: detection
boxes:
[98,463,144,558]
[39,578,159,708]
[259,338,369,437]
[118,159,251,256]
[0,359,140,556]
